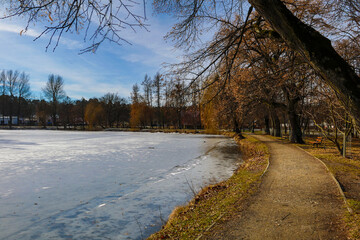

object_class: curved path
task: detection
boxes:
[206,135,346,239]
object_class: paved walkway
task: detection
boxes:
[206,135,346,239]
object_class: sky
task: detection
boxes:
[0,3,182,101]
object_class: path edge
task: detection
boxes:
[251,135,271,178]
[294,145,353,213]
[194,134,271,240]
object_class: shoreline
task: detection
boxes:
[0,126,211,134]
[148,133,269,239]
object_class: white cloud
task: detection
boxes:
[66,82,132,99]
[0,22,39,37]
[0,21,84,50]
[105,15,183,67]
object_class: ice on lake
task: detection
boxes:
[0,130,242,239]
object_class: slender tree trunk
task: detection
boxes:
[9,97,13,128]
[302,117,309,136]
[274,114,281,137]
[283,113,287,135]
[249,0,360,126]
[342,133,347,157]
[178,109,182,129]
[17,98,21,126]
[2,95,5,125]
[52,102,57,127]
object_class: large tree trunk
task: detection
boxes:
[249,0,360,126]
[287,102,304,143]
[264,115,270,135]
[233,116,241,134]
[283,88,304,143]
[269,107,281,137]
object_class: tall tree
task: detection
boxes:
[130,83,147,128]
[59,96,73,129]
[6,70,19,128]
[42,74,66,126]
[153,72,163,127]
[0,70,6,125]
[17,72,31,125]
[101,92,120,127]
[85,99,105,129]
[142,74,153,106]
[141,74,154,127]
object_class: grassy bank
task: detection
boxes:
[148,133,269,239]
[271,135,360,239]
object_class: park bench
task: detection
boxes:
[310,137,323,147]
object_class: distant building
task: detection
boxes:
[0,115,36,125]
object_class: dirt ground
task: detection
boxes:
[202,135,347,239]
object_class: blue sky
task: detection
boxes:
[0,5,182,101]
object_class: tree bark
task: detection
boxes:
[9,96,13,128]
[264,115,270,135]
[287,102,304,143]
[17,99,21,126]
[274,114,281,137]
[283,87,304,143]
[249,0,360,126]
[233,116,241,134]
[269,107,281,137]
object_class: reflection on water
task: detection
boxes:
[0,130,242,239]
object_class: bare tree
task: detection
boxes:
[42,74,66,126]
[7,70,20,128]
[17,72,31,125]
[100,92,120,127]
[131,83,140,103]
[153,72,162,127]
[4,0,148,53]
[141,74,153,106]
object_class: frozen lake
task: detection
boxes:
[0,130,241,239]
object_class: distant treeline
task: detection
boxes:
[0,70,201,130]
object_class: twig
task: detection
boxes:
[134,216,144,240]
[184,175,197,197]
[158,206,166,225]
